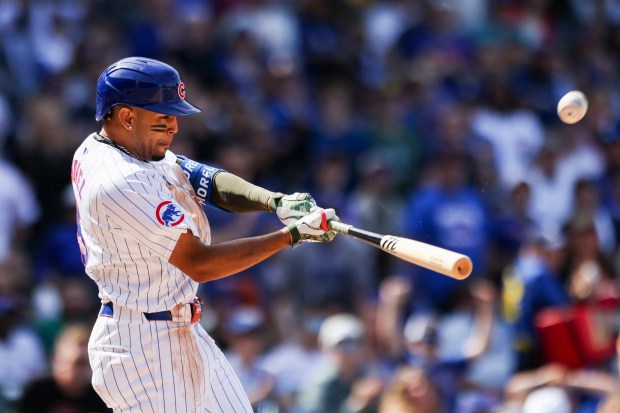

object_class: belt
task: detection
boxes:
[100,298,203,323]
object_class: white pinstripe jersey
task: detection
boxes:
[71,133,211,312]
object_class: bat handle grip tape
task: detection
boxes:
[329,221,353,234]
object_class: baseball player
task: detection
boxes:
[70,56,337,413]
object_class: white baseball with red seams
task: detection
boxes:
[557,90,588,124]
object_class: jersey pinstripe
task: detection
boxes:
[71,133,209,311]
[73,133,253,412]
[89,304,253,412]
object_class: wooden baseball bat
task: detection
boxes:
[329,221,472,280]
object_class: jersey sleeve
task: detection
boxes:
[99,168,198,260]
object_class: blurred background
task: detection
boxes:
[2,0,620,412]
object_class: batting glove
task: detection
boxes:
[270,192,318,225]
[286,207,337,247]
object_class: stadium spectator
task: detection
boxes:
[17,323,111,413]
[0,295,46,411]
[224,305,276,411]
[378,364,444,413]
[297,313,384,413]
[401,153,491,311]
[375,276,498,412]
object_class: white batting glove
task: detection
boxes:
[286,207,337,247]
[269,192,317,225]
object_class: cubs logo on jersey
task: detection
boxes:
[156,200,185,227]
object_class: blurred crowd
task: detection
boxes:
[2,0,620,412]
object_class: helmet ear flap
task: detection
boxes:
[98,104,126,123]
[95,76,129,122]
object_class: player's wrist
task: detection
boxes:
[285,224,302,247]
[268,192,285,212]
[282,225,302,248]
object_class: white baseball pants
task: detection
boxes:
[88,303,253,412]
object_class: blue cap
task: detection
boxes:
[226,306,264,335]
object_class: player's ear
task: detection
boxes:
[117,106,134,131]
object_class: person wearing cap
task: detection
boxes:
[223,306,276,411]
[504,228,571,370]
[71,56,339,413]
[260,309,329,413]
[522,386,573,413]
[297,313,384,413]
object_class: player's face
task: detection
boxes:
[131,108,179,161]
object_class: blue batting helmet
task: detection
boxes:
[95,57,201,121]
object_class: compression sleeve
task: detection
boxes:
[211,171,276,213]
[176,154,279,213]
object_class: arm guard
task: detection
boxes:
[176,155,276,213]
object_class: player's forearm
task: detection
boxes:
[169,228,292,283]
[211,171,276,213]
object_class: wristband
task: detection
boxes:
[286,224,302,248]
[268,192,285,212]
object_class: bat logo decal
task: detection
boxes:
[156,201,185,227]
[381,236,399,251]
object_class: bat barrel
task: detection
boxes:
[329,221,473,280]
[452,256,473,280]
[381,235,473,280]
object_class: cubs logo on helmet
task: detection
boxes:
[178,82,186,99]
[156,201,185,227]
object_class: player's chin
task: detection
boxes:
[151,150,167,161]
[151,145,169,161]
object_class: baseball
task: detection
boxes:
[557,90,588,124]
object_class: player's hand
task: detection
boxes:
[270,192,317,225]
[286,207,337,246]
[379,276,412,308]
[470,279,496,307]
